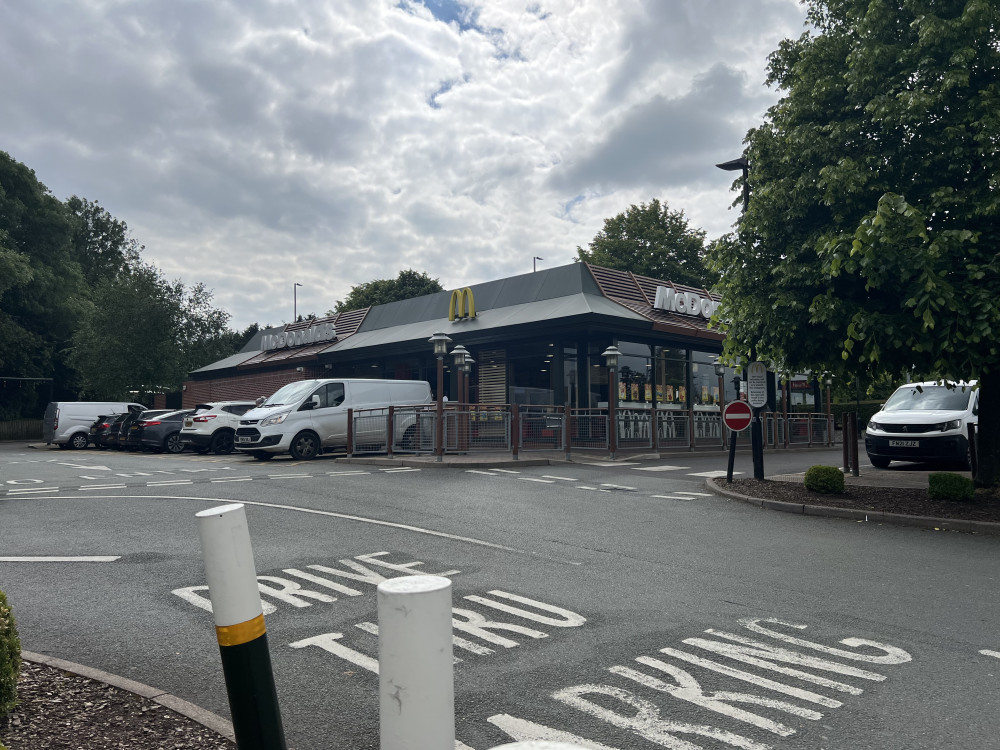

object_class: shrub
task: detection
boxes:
[804,465,845,494]
[928,472,975,502]
[0,588,21,719]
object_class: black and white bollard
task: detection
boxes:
[377,575,454,750]
[196,503,287,750]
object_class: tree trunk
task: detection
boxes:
[975,369,999,487]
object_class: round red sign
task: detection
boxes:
[723,401,753,432]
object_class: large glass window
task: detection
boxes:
[654,347,688,409]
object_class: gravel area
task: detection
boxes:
[0,660,234,749]
[725,478,1000,523]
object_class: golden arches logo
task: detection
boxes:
[448,287,476,321]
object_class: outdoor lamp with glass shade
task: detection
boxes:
[715,361,727,447]
[451,345,469,406]
[428,332,452,460]
[602,345,621,459]
[462,356,475,404]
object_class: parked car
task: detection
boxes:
[93,412,132,449]
[865,380,978,469]
[44,401,144,449]
[113,409,171,451]
[89,415,117,449]
[180,402,256,455]
[126,409,192,453]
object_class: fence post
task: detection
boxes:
[196,503,287,750]
[386,406,394,458]
[851,416,860,477]
[346,408,354,458]
[564,403,571,461]
[842,413,851,473]
[377,576,454,750]
[968,423,978,480]
[511,404,520,460]
[687,409,695,452]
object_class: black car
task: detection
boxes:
[129,409,193,453]
[89,414,116,448]
[119,409,172,451]
[93,412,131,449]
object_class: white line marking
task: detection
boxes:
[381,468,422,473]
[634,465,690,471]
[651,495,695,500]
[981,650,1000,659]
[600,483,636,490]
[326,471,370,476]
[6,488,59,494]
[519,477,555,484]
[268,474,312,479]
[579,461,638,467]
[576,485,597,490]
[465,470,498,476]
[675,491,712,497]
[211,477,254,483]
[0,556,120,562]
[80,485,126,490]
[146,480,193,486]
[491,468,521,474]
[541,475,577,481]
[689,470,742,478]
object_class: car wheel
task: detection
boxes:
[250,451,275,461]
[164,432,185,454]
[210,430,235,455]
[289,431,320,460]
[869,456,890,468]
[401,425,418,450]
[70,433,89,450]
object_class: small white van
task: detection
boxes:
[865,381,978,469]
[43,401,145,449]
[234,379,432,460]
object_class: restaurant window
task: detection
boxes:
[653,347,688,409]
[691,350,723,410]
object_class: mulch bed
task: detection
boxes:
[727,478,1000,524]
[0,660,233,749]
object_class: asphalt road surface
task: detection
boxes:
[1,443,997,750]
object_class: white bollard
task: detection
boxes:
[377,574,454,750]
[491,743,589,749]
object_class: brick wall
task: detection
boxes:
[182,366,326,408]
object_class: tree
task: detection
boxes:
[575,199,713,287]
[333,270,444,313]
[66,196,142,285]
[707,0,1000,484]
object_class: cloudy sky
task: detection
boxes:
[1,0,808,329]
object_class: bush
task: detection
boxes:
[0,589,21,719]
[804,465,845,494]
[928,472,975,502]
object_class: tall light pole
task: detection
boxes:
[293,283,303,321]
[428,332,452,462]
[602,345,621,460]
[716,155,763,479]
[533,256,543,272]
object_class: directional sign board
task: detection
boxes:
[746,361,768,408]
[722,400,753,432]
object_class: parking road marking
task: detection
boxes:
[981,650,1000,659]
[675,491,712,497]
[519,477,555,484]
[634,465,690,471]
[146,480,193,486]
[211,477,253,483]
[6,487,59,494]
[541,475,577,481]
[0,556,120,562]
[81,484,126,490]
[689,470,743,478]
[466,470,498,476]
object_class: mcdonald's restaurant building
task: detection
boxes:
[183,262,748,413]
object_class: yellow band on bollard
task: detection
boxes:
[216,613,266,647]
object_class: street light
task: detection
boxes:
[534,256,543,272]
[293,283,303,321]
[715,361,727,448]
[428,332,452,461]
[602,345,621,460]
[462,356,475,404]
[451,345,469,405]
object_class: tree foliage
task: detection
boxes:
[333,269,444,313]
[707,0,1000,483]
[576,199,713,287]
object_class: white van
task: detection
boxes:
[865,381,978,469]
[43,401,145,449]
[234,379,433,460]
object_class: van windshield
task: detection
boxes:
[261,381,318,408]
[883,385,974,412]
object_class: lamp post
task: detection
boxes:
[602,345,621,460]
[716,155,764,479]
[429,332,452,462]
[462,356,475,404]
[825,376,833,447]
[293,283,303,321]
[715,361,727,448]
[451,345,468,405]
[533,256,543,272]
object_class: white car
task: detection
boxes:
[179,401,256,455]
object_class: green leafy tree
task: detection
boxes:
[66,196,142,285]
[576,199,713,287]
[708,0,1000,484]
[332,269,444,313]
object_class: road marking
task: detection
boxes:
[689,470,743,478]
[146,480,193,486]
[520,477,555,484]
[80,484,126,490]
[652,495,695,500]
[601,483,636,490]
[55,462,111,470]
[541,475,577,481]
[634,465,690,471]
[466,470,498,476]
[268,474,313,479]
[326,471,370,476]
[577,486,610,492]
[675,491,712,497]
[0,556,120,562]
[211,477,254,483]
[6,487,59,494]
[380,467,422,473]
[981,650,1000,659]
[579,461,638,467]
[491,469,521,474]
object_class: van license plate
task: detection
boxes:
[235,436,253,444]
[889,439,918,447]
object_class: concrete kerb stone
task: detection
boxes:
[20,651,235,742]
[707,479,1000,536]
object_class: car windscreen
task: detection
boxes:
[261,381,318,408]
[882,385,974,412]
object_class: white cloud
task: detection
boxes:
[0,0,807,329]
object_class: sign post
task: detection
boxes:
[722,400,752,483]
[746,362,767,480]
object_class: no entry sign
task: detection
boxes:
[723,401,753,432]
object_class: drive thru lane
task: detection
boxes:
[0,447,998,750]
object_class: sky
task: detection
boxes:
[1,0,809,330]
